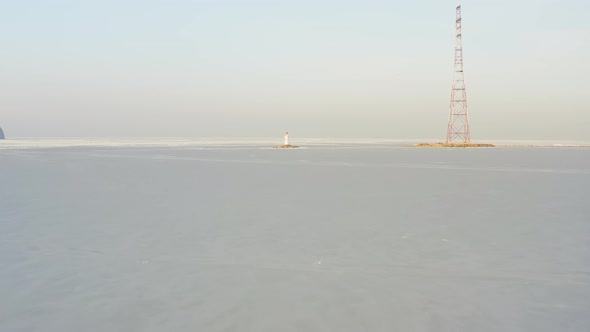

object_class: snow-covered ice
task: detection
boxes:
[1,142,589,331]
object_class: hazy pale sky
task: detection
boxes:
[0,0,588,140]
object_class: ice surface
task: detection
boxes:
[1,143,589,331]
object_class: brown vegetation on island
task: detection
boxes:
[415,142,495,148]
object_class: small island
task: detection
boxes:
[273,144,299,149]
[273,131,299,148]
[415,142,495,148]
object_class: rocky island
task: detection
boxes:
[273,131,298,148]
[273,144,299,149]
[415,142,495,148]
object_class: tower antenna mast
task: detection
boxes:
[446,5,471,143]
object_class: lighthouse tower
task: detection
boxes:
[273,131,297,148]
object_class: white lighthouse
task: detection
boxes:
[273,131,297,148]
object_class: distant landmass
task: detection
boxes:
[0,127,5,139]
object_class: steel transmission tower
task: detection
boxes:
[446,5,471,143]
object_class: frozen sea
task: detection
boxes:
[1,138,589,331]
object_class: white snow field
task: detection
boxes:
[1,141,589,331]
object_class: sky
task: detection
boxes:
[0,0,588,140]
